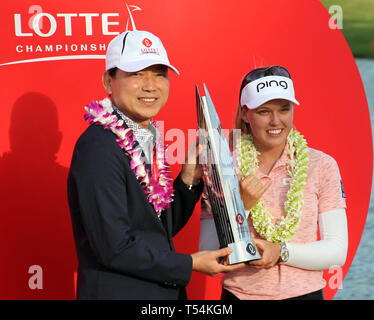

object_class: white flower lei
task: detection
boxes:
[236,129,309,243]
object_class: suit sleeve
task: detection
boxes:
[170,174,204,237]
[68,128,192,286]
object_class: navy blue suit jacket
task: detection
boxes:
[67,124,203,300]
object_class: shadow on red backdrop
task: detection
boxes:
[0,93,77,299]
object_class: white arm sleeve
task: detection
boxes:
[284,208,348,270]
[199,218,220,251]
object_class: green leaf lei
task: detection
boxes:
[236,129,309,243]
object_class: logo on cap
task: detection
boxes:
[142,38,152,47]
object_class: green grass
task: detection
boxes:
[321,0,374,59]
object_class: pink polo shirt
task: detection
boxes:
[200,147,346,300]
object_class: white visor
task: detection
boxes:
[240,76,300,109]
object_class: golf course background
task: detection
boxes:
[321,0,374,59]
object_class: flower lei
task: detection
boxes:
[236,129,309,242]
[83,98,174,216]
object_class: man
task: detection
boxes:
[67,30,242,300]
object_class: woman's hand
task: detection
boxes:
[239,174,271,211]
[248,238,281,269]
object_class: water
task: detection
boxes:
[333,58,374,300]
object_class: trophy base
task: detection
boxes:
[228,240,261,265]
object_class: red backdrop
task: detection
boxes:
[0,0,371,300]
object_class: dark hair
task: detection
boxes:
[239,65,291,101]
[108,67,118,78]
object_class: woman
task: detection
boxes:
[199,66,348,300]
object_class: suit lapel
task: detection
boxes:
[162,207,173,240]
[112,109,172,238]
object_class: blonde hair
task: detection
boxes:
[228,70,254,148]
[229,104,251,149]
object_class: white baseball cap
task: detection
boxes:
[105,30,179,75]
[240,76,300,109]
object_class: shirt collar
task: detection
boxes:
[257,144,289,177]
[100,97,161,164]
[272,145,289,170]
[108,100,160,146]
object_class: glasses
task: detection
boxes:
[244,65,291,83]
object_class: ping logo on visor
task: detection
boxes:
[240,76,300,110]
[257,79,288,92]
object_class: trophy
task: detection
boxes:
[196,84,260,265]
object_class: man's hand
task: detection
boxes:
[180,140,205,186]
[248,238,281,269]
[239,174,271,211]
[191,247,246,276]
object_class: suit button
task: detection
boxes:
[164,281,177,287]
